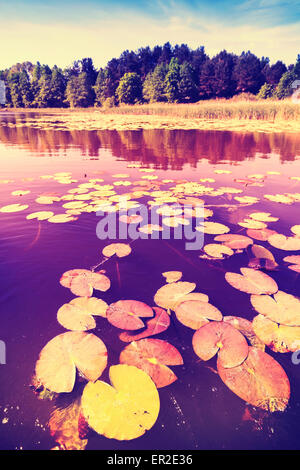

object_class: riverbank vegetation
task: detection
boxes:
[1,43,300,109]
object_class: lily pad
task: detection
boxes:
[35,332,108,393]
[192,321,248,368]
[60,269,110,297]
[225,268,278,295]
[217,347,290,411]
[81,365,160,440]
[119,339,183,388]
[107,300,154,330]
[175,300,222,330]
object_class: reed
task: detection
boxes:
[99,100,300,121]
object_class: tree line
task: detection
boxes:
[1,43,300,108]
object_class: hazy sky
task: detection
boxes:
[0,0,299,69]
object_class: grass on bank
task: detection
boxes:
[99,99,300,121]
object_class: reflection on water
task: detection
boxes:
[1,113,300,167]
[1,113,300,451]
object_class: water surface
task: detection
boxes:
[0,112,300,450]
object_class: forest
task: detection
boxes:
[1,42,300,108]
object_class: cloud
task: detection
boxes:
[0,12,299,70]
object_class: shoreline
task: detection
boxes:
[1,107,300,134]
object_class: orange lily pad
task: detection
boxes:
[106,300,154,330]
[35,332,108,393]
[217,346,290,411]
[225,268,278,295]
[192,321,248,368]
[175,300,222,330]
[60,269,110,297]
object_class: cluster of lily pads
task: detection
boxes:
[2,165,300,449]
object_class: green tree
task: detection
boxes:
[178,61,198,102]
[116,72,142,105]
[275,70,297,99]
[164,58,181,103]
[233,51,264,94]
[7,72,23,107]
[257,83,275,99]
[19,70,33,107]
[94,68,115,106]
[143,63,168,102]
[49,66,66,107]
[65,72,94,107]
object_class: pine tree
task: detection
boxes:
[178,61,198,102]
[7,72,23,107]
[19,70,33,107]
[233,51,264,94]
[49,66,66,107]
[164,58,181,103]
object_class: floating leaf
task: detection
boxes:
[203,243,234,259]
[11,189,30,196]
[246,228,276,241]
[249,212,278,222]
[291,225,300,236]
[175,300,222,330]
[119,214,143,224]
[57,297,108,331]
[35,332,107,393]
[162,216,189,227]
[238,219,267,230]
[192,321,248,368]
[214,234,253,249]
[217,347,290,411]
[251,244,277,264]
[60,269,110,297]
[225,268,278,295]
[107,300,154,330]
[154,281,196,310]
[223,316,265,350]
[102,243,132,258]
[252,315,300,353]
[26,211,54,220]
[162,271,183,283]
[283,255,300,272]
[81,365,160,440]
[268,233,300,251]
[48,214,77,223]
[119,339,183,388]
[251,291,300,326]
[196,221,230,235]
[0,203,29,213]
[119,307,170,342]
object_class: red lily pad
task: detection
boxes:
[119,307,170,342]
[119,339,183,388]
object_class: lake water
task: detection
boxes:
[0,112,300,450]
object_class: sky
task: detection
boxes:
[0,0,299,70]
